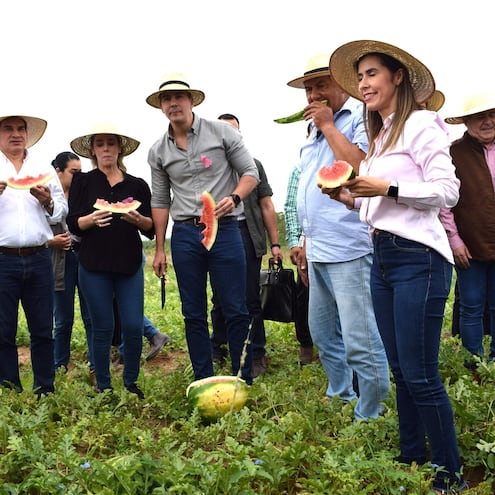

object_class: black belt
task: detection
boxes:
[177,216,237,226]
[0,245,47,256]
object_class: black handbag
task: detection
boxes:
[259,258,296,323]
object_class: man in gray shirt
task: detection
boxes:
[146,73,259,384]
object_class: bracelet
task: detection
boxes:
[270,243,281,249]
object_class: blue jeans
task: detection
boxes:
[53,249,92,370]
[371,232,463,490]
[79,264,144,390]
[0,249,55,394]
[210,220,265,360]
[456,259,495,358]
[171,220,252,384]
[308,254,390,420]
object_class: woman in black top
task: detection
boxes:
[67,124,153,399]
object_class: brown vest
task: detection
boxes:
[450,132,495,261]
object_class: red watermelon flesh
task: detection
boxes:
[93,197,141,213]
[6,172,52,190]
[316,160,355,189]
[199,191,218,251]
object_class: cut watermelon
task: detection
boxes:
[93,197,141,214]
[199,191,218,251]
[316,160,355,189]
[6,172,52,190]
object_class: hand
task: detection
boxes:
[319,184,355,208]
[343,176,390,198]
[92,210,112,228]
[30,184,52,206]
[296,250,309,288]
[214,196,236,218]
[453,245,472,269]
[289,247,301,266]
[153,251,167,278]
[49,232,71,251]
[121,209,143,228]
[304,100,334,129]
[0,180,6,195]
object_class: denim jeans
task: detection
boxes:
[79,264,144,390]
[171,220,252,384]
[371,232,463,490]
[210,220,265,360]
[0,249,55,394]
[53,249,92,370]
[456,259,495,358]
[308,254,390,420]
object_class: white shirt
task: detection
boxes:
[0,150,66,247]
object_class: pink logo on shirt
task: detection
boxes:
[201,155,212,168]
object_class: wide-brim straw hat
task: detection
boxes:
[146,72,205,108]
[329,40,435,105]
[287,53,332,88]
[70,122,140,158]
[444,91,495,124]
[424,90,445,112]
[0,114,47,148]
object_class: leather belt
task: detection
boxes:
[177,216,237,226]
[0,245,47,256]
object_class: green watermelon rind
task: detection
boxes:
[6,172,52,190]
[186,375,248,421]
[199,191,218,251]
[316,161,355,189]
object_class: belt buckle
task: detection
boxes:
[193,217,203,226]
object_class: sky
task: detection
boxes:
[3,0,493,214]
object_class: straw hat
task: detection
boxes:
[287,53,332,88]
[0,114,47,148]
[70,122,140,158]
[424,90,445,112]
[444,91,495,124]
[146,72,205,108]
[329,40,435,105]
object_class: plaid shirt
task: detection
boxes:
[283,165,301,249]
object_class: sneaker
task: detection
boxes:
[299,345,314,365]
[125,383,145,400]
[146,332,171,361]
[252,355,267,378]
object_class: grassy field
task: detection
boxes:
[3,239,495,494]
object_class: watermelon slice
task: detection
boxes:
[6,172,52,190]
[93,197,141,214]
[316,160,355,189]
[199,191,218,251]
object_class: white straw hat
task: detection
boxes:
[146,72,205,108]
[0,114,47,148]
[287,53,332,88]
[444,91,495,124]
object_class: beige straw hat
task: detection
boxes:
[287,53,332,88]
[146,72,205,108]
[0,114,47,148]
[444,91,495,124]
[424,90,445,112]
[329,40,435,105]
[70,122,140,158]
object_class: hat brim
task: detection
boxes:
[70,131,140,159]
[425,90,445,112]
[146,88,205,108]
[329,40,435,105]
[287,68,332,88]
[445,103,495,124]
[0,115,47,148]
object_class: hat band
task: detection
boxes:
[303,67,328,77]
[159,80,190,90]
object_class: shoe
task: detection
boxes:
[125,383,145,400]
[252,355,267,378]
[432,480,468,494]
[299,346,314,365]
[146,332,171,361]
[89,369,97,387]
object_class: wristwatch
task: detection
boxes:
[44,198,54,210]
[386,181,398,198]
[229,193,241,207]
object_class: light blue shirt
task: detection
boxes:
[296,97,372,262]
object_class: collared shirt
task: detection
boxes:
[148,114,259,220]
[296,97,372,263]
[359,110,460,263]
[284,164,302,249]
[0,150,66,248]
[243,158,273,258]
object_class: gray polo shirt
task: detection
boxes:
[148,114,259,221]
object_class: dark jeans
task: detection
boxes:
[79,264,144,390]
[0,249,55,394]
[53,250,92,370]
[455,260,495,358]
[294,274,313,347]
[171,220,252,384]
[371,232,463,491]
[211,220,264,360]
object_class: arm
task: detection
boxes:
[259,195,282,261]
[152,207,170,278]
[438,207,471,268]
[215,175,258,218]
[283,166,302,252]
